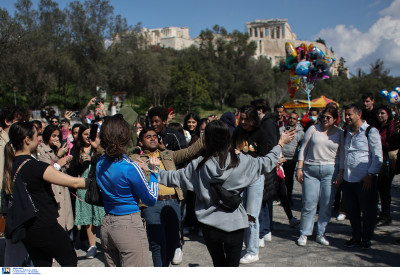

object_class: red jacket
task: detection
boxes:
[378,119,395,152]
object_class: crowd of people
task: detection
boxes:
[0,92,399,267]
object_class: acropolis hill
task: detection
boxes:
[117,19,340,75]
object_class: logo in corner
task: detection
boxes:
[2,267,10,274]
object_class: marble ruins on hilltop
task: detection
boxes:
[136,19,339,75]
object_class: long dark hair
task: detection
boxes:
[233,105,260,149]
[100,115,132,160]
[197,120,239,170]
[74,123,90,155]
[183,112,200,135]
[42,124,61,150]
[3,122,36,195]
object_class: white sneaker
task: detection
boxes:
[242,242,246,249]
[264,232,272,242]
[297,235,307,246]
[240,253,259,264]
[172,248,183,265]
[316,235,330,246]
[336,214,346,221]
[259,238,265,248]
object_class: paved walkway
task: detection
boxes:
[3,175,399,267]
[69,175,400,267]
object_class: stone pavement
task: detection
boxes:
[3,175,399,267]
[66,175,400,267]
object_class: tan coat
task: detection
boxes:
[130,134,205,203]
[0,129,9,213]
[37,143,74,231]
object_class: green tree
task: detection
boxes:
[170,63,209,112]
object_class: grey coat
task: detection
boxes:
[159,145,281,232]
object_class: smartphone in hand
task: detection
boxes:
[90,124,99,141]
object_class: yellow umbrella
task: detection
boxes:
[283,99,324,109]
[311,96,339,107]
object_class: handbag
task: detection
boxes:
[84,162,104,206]
[209,180,242,212]
[0,215,5,237]
[277,165,285,181]
[84,176,104,206]
[388,149,398,170]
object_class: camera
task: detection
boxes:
[285,125,294,131]
[71,111,80,117]
[95,98,104,105]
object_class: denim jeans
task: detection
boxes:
[300,164,338,236]
[141,199,181,267]
[242,175,264,255]
[258,200,271,239]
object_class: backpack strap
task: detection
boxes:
[365,125,372,139]
[344,125,373,140]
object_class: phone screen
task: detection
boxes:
[90,124,99,141]
[61,139,68,147]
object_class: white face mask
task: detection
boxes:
[309,116,318,122]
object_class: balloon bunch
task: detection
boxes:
[379,87,400,105]
[280,42,335,99]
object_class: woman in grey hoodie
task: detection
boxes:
[156,120,294,266]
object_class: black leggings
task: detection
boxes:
[23,223,77,267]
[201,223,244,267]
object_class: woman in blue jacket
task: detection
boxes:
[96,115,158,267]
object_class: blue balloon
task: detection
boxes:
[296,61,311,76]
[387,91,400,105]
[380,90,388,98]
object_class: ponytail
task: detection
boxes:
[3,121,36,194]
[3,142,16,195]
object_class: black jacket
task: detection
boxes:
[159,127,188,151]
[260,113,280,204]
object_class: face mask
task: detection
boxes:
[309,116,318,122]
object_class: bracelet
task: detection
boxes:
[278,143,283,149]
[296,167,303,170]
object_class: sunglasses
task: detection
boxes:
[322,115,333,120]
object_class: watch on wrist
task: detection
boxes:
[53,163,61,171]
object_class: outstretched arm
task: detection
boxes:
[43,166,87,189]
[173,134,205,165]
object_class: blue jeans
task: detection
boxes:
[141,199,181,267]
[242,175,264,255]
[259,200,271,239]
[300,164,338,236]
